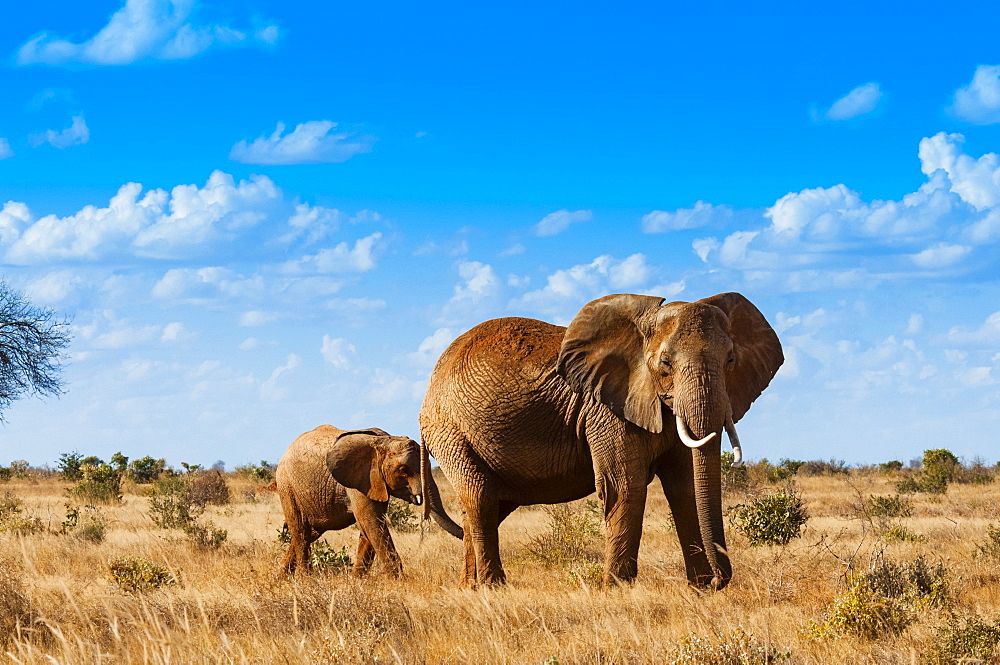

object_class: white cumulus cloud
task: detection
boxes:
[229,121,375,165]
[285,232,384,274]
[533,209,591,237]
[28,116,89,149]
[816,82,884,121]
[17,0,279,67]
[949,64,1000,125]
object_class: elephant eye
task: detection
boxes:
[727,353,736,367]
[660,358,672,370]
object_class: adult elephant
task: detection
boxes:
[419,292,782,589]
[276,425,462,577]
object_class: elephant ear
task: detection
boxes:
[326,429,390,503]
[557,293,667,432]
[698,292,783,422]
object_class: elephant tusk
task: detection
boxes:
[724,414,743,467]
[413,493,423,506]
[675,414,717,448]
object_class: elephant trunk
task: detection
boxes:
[420,442,464,539]
[677,364,731,589]
[691,437,732,590]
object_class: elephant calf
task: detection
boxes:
[275,425,461,577]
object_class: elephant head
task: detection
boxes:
[326,428,424,505]
[556,292,783,588]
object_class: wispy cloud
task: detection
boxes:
[16,0,279,67]
[948,65,1000,125]
[229,121,375,165]
[642,201,731,233]
[812,82,883,122]
[28,116,89,148]
[533,209,591,237]
[0,138,12,160]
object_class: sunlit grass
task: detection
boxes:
[1,468,999,662]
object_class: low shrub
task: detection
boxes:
[928,614,1000,664]
[810,555,948,640]
[798,459,850,476]
[868,494,913,518]
[671,628,791,664]
[882,525,926,543]
[311,540,353,572]
[721,451,749,494]
[187,470,230,507]
[730,489,808,547]
[108,556,176,594]
[147,475,227,549]
[0,491,44,535]
[879,460,904,473]
[127,455,166,484]
[522,502,603,568]
[385,498,417,532]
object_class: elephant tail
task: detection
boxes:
[421,441,464,539]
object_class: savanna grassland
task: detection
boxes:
[4,457,1000,664]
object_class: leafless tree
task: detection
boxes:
[0,281,72,420]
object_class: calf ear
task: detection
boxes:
[326,431,390,502]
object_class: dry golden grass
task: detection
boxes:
[2,469,1000,663]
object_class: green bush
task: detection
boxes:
[57,451,85,481]
[68,463,123,504]
[671,628,791,664]
[879,460,904,473]
[311,540,353,572]
[868,494,913,518]
[128,456,166,484]
[385,498,417,532]
[928,614,1000,664]
[0,466,10,482]
[108,556,175,594]
[721,451,749,494]
[8,461,29,479]
[730,489,808,547]
[810,556,949,641]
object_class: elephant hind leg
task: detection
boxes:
[279,489,312,575]
[459,482,506,587]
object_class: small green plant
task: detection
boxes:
[62,504,107,543]
[68,463,123,504]
[881,525,926,543]
[385,498,418,532]
[868,494,913,518]
[730,489,808,546]
[879,460,904,473]
[928,614,1000,664]
[311,540,353,572]
[523,503,603,568]
[0,466,10,482]
[671,628,791,664]
[108,556,175,593]
[0,491,44,535]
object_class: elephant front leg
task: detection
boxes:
[597,475,648,585]
[348,490,403,577]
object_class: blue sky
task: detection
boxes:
[1,0,999,468]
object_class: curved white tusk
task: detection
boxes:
[724,414,743,467]
[675,414,717,448]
